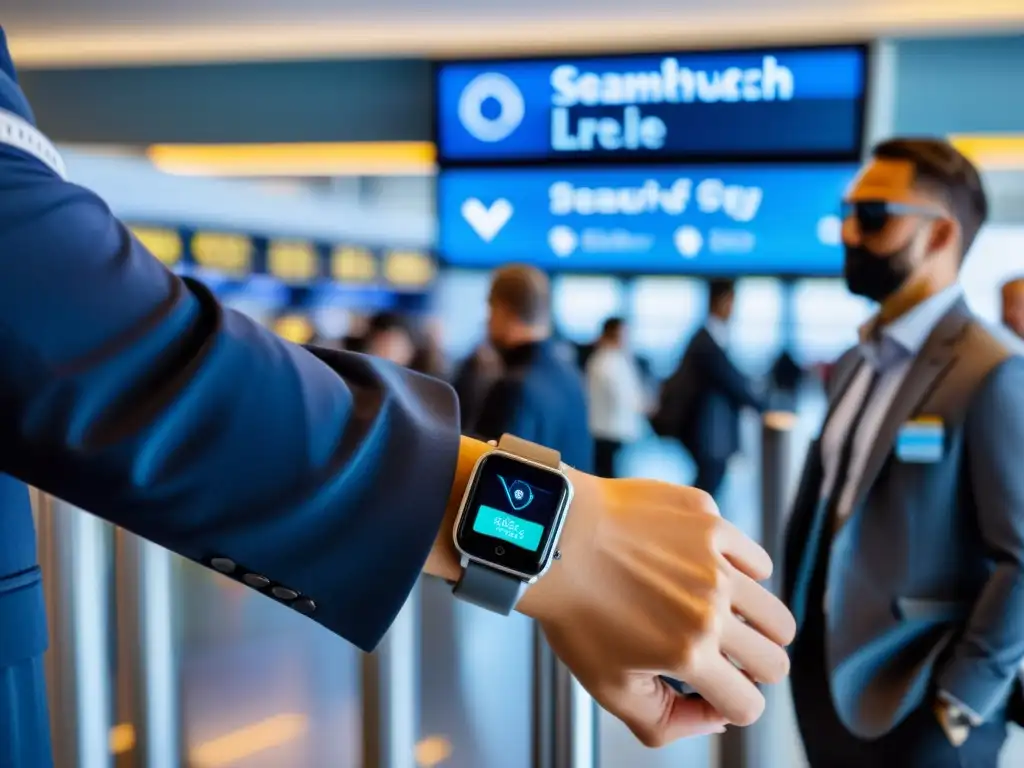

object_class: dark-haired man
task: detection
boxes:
[784,137,1024,767]
[658,279,764,498]
[474,264,593,473]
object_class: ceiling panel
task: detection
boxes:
[5,0,1024,67]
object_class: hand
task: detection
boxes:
[518,472,796,747]
[933,700,971,747]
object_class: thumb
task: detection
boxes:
[599,675,727,749]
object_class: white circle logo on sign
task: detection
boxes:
[458,73,526,143]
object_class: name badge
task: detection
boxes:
[896,416,945,463]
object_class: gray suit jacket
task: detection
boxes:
[783,299,1024,738]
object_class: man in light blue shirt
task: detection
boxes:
[784,138,1024,768]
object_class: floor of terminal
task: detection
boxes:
[169,385,1024,767]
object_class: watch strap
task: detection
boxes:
[497,433,560,469]
[452,560,529,616]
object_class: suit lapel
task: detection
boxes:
[846,300,972,516]
[821,353,866,437]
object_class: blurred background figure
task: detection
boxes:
[1002,276,1024,341]
[361,311,416,367]
[409,315,450,379]
[474,265,593,472]
[585,317,647,478]
[768,348,805,412]
[657,279,765,498]
[453,341,503,435]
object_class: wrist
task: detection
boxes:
[516,468,603,624]
[424,435,491,584]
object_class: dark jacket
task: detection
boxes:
[474,341,594,473]
[0,31,461,764]
[452,346,501,436]
[669,327,764,462]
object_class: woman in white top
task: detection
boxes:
[586,317,647,478]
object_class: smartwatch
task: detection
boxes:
[451,434,575,615]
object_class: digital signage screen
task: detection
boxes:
[435,45,867,165]
[437,164,858,276]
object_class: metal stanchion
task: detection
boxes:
[362,580,421,768]
[760,411,797,588]
[114,531,181,768]
[718,411,796,768]
[716,415,794,768]
[35,493,116,768]
[532,624,598,768]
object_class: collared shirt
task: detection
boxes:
[586,346,646,442]
[819,285,964,525]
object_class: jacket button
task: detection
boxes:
[243,573,270,589]
[271,586,299,601]
[210,558,236,575]
[293,597,317,615]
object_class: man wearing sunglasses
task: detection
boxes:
[783,137,1024,767]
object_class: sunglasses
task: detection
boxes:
[841,200,946,234]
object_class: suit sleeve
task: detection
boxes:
[697,336,764,411]
[937,356,1024,721]
[0,142,460,654]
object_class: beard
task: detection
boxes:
[843,243,918,303]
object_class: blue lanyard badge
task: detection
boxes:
[895,416,945,463]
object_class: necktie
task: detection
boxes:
[791,360,883,628]
[826,364,883,523]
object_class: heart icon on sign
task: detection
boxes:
[462,198,514,243]
[673,226,704,258]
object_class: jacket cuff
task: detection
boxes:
[304,348,462,651]
[936,658,1018,724]
[936,689,984,726]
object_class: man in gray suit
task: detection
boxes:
[784,137,1024,767]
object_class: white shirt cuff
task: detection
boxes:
[937,689,984,726]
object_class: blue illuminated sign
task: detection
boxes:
[437,164,858,275]
[436,46,867,164]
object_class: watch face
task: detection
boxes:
[455,452,572,578]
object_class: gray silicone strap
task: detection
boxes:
[452,561,529,616]
[452,434,561,613]
[497,433,561,468]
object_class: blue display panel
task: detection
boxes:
[436,46,867,164]
[437,164,857,275]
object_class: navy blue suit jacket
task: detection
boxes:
[474,341,593,473]
[0,29,461,760]
[673,327,763,463]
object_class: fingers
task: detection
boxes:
[662,691,729,741]
[729,568,797,647]
[721,614,790,685]
[714,519,773,581]
[604,676,727,748]
[684,653,766,727]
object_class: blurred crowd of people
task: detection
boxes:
[301,271,1024,495]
